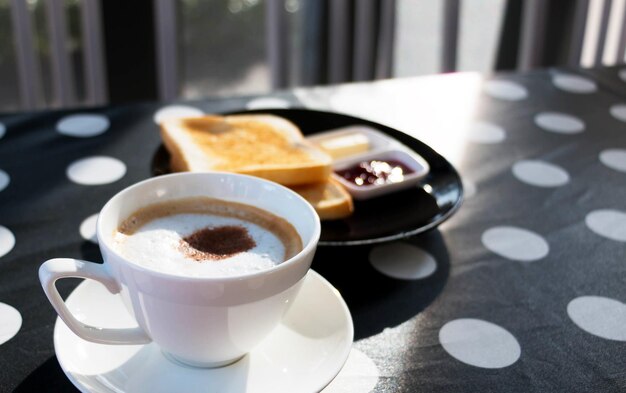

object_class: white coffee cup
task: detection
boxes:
[39,172,320,367]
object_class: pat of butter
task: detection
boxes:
[319,133,370,159]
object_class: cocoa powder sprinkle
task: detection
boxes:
[179,225,256,261]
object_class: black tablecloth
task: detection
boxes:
[1,67,625,392]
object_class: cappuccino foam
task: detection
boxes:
[112,197,302,278]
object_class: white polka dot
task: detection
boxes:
[67,156,126,185]
[467,122,506,144]
[618,69,626,82]
[484,80,528,101]
[512,160,569,187]
[585,209,626,242]
[568,296,626,341]
[462,180,476,199]
[369,242,437,280]
[0,226,15,258]
[153,105,204,124]
[56,114,110,137]
[609,104,626,122]
[439,319,521,369]
[599,149,626,173]
[534,112,585,134]
[482,226,549,262]
[552,74,597,93]
[0,169,9,192]
[246,97,291,110]
[0,122,5,139]
[0,303,21,345]
[80,213,99,243]
[322,349,379,393]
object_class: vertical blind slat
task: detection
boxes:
[376,0,396,79]
[441,0,460,72]
[595,0,613,65]
[616,0,626,62]
[571,0,592,66]
[570,0,590,66]
[517,0,548,70]
[601,0,626,64]
[154,0,179,100]
[45,0,75,107]
[328,0,351,84]
[80,0,107,105]
[353,0,377,81]
[266,0,289,89]
[300,0,327,86]
[9,0,42,110]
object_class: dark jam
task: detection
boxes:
[336,159,414,187]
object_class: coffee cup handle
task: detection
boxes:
[39,258,152,345]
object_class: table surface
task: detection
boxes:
[1,66,626,392]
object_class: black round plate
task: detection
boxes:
[152,108,463,246]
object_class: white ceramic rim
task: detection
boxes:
[96,171,321,282]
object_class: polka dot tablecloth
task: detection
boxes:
[1,69,626,392]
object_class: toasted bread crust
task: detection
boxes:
[161,124,190,172]
[291,178,354,220]
[160,114,353,220]
[160,114,332,186]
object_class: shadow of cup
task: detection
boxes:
[312,230,450,340]
[13,356,79,392]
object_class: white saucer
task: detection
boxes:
[54,270,353,393]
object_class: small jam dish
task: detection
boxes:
[332,149,430,200]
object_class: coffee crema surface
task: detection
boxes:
[112,197,303,277]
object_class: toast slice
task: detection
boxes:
[291,177,354,220]
[161,114,332,186]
